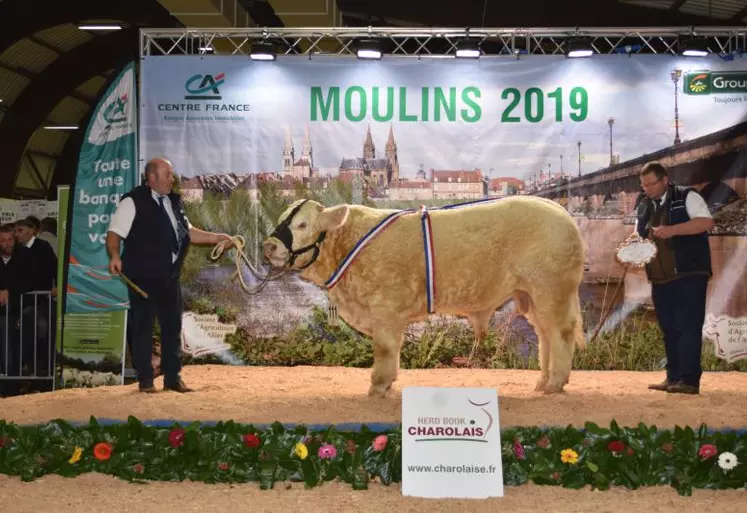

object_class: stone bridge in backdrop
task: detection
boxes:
[532,120,747,317]
[534,120,747,219]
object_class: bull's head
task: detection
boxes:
[263,199,348,270]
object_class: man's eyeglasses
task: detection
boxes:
[640,177,663,189]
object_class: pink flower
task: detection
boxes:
[698,444,718,460]
[513,440,526,460]
[218,462,230,471]
[133,464,145,474]
[318,443,337,460]
[661,443,674,453]
[372,435,388,452]
[536,435,550,448]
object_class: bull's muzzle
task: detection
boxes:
[263,237,286,266]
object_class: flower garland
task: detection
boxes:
[0,416,744,496]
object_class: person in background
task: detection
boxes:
[635,161,713,395]
[14,218,56,292]
[25,215,40,235]
[0,223,44,396]
[106,157,234,394]
[38,217,58,256]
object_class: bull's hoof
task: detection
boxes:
[534,376,549,392]
[541,380,566,394]
[368,383,392,398]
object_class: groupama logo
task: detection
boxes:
[684,70,747,95]
[184,73,225,100]
[686,72,709,94]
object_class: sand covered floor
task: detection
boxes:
[2,365,747,513]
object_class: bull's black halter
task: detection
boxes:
[269,199,327,270]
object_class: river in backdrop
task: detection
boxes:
[184,263,635,349]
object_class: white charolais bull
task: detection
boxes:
[263,196,586,397]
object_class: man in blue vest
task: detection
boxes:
[635,161,713,395]
[106,157,234,393]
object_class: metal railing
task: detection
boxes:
[0,291,55,395]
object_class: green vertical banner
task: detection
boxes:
[57,62,137,388]
[55,185,69,354]
[66,61,137,313]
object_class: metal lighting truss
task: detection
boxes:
[140,26,747,58]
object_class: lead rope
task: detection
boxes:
[210,235,286,294]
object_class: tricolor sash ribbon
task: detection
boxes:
[420,204,436,314]
[324,208,414,289]
[323,196,510,314]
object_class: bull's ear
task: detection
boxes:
[318,205,349,231]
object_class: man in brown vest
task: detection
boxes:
[635,161,713,394]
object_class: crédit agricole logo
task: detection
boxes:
[156,72,250,121]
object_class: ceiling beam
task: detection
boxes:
[14,187,49,199]
[671,0,688,11]
[731,5,747,22]
[25,153,50,194]
[50,65,124,199]
[0,0,180,55]
[236,0,284,27]
[0,62,95,104]
[0,29,137,197]
[267,0,342,27]
[336,0,738,27]
[27,34,61,54]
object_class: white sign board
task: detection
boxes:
[702,314,747,363]
[401,387,504,499]
[180,312,237,358]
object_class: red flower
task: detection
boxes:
[93,442,112,461]
[133,464,145,474]
[661,443,674,453]
[608,440,625,453]
[0,436,9,448]
[536,435,550,448]
[169,428,186,448]
[242,433,261,449]
[218,462,230,471]
[626,447,635,457]
[698,444,718,460]
[513,439,526,460]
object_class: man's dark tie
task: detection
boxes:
[158,196,179,254]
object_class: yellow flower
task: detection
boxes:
[560,448,579,465]
[69,446,83,464]
[294,442,308,460]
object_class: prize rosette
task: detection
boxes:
[615,232,657,267]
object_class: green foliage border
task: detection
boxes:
[0,416,745,496]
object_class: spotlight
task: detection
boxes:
[250,41,276,61]
[356,39,382,60]
[679,37,709,57]
[566,38,593,58]
[455,38,480,59]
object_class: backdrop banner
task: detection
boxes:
[138,54,747,365]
